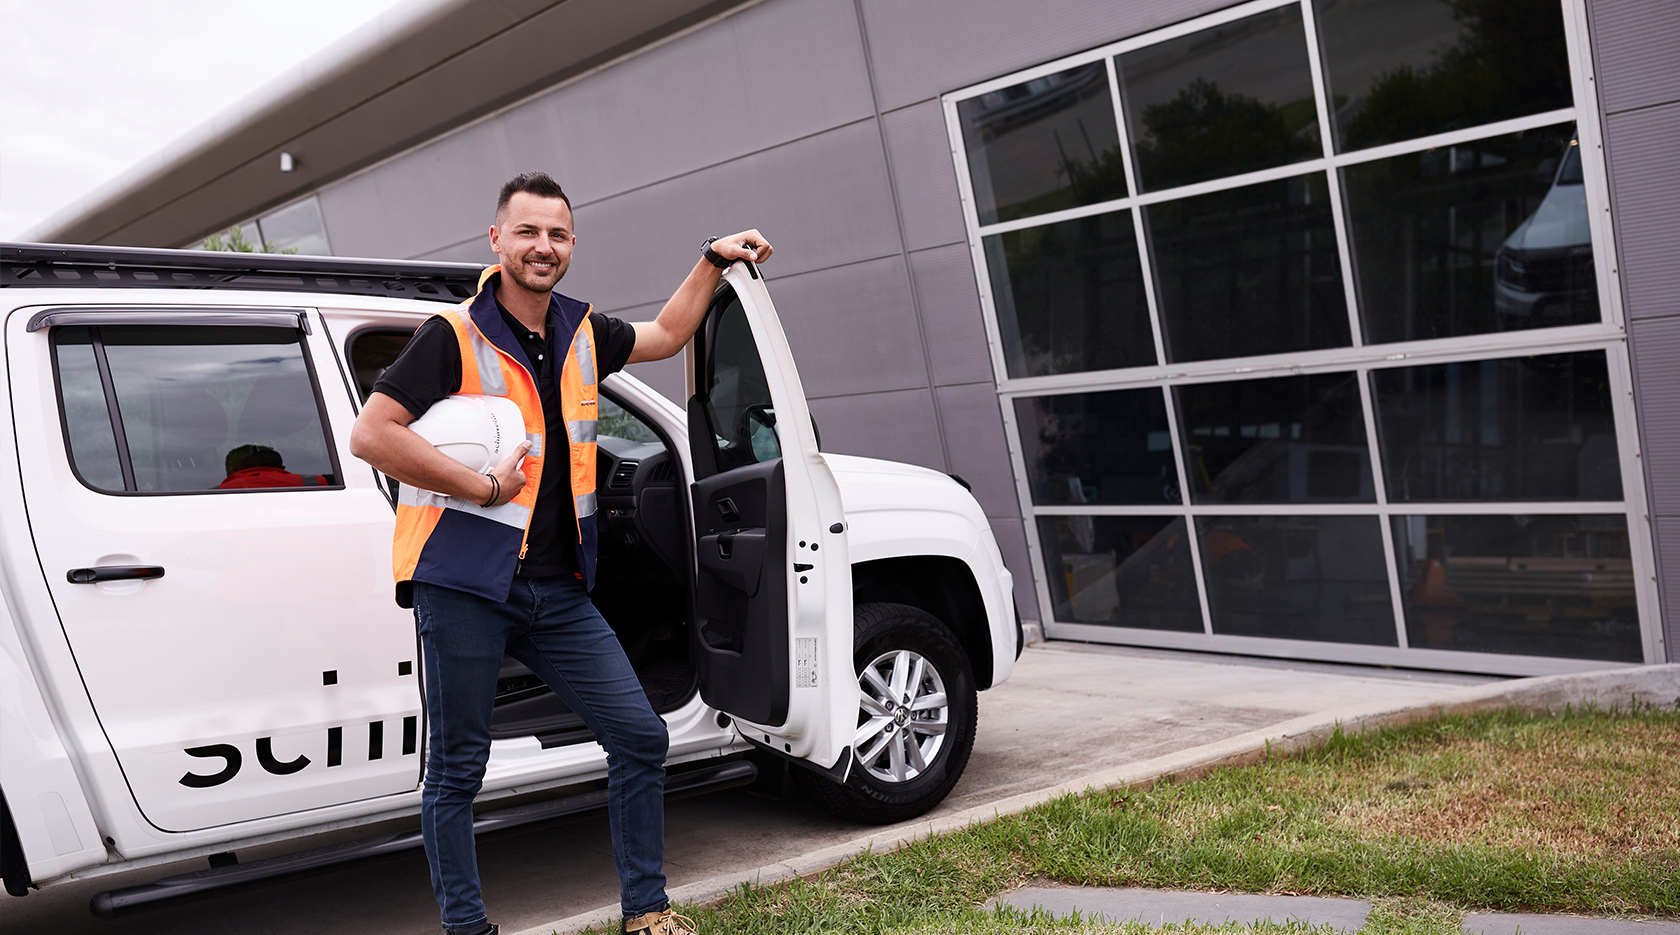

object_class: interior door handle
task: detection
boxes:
[67,565,165,584]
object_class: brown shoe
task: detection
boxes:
[622,908,697,935]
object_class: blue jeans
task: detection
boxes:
[413,577,669,933]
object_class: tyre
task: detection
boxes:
[793,602,978,824]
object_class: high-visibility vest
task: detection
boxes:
[391,266,599,606]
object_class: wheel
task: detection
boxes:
[793,602,978,824]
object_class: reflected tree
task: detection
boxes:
[1134,79,1319,191]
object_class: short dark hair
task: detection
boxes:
[496,172,572,222]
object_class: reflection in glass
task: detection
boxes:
[1370,351,1620,502]
[1392,514,1640,662]
[1176,372,1372,504]
[1038,515,1202,631]
[958,62,1128,225]
[985,211,1155,377]
[52,329,125,490]
[1118,5,1320,192]
[703,293,780,471]
[93,326,336,492]
[1344,126,1597,344]
[1015,389,1178,506]
[1148,174,1349,362]
[1197,515,1395,644]
[1314,0,1573,153]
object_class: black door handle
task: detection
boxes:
[67,565,165,584]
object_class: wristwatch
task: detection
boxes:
[701,236,730,270]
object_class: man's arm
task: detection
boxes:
[627,229,773,363]
[350,392,528,506]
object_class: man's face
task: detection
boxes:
[489,192,575,295]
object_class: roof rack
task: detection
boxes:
[1,242,483,303]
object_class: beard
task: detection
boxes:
[505,253,566,293]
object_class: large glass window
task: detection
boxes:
[1370,351,1620,502]
[1176,372,1372,504]
[53,325,338,493]
[1198,514,1395,644]
[1344,125,1596,344]
[952,0,1637,671]
[1392,514,1639,662]
[1313,0,1573,153]
[985,210,1155,377]
[1148,173,1349,362]
[1038,515,1202,631]
[958,62,1128,226]
[1118,5,1321,192]
[1015,389,1177,505]
[702,290,780,471]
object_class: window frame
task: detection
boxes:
[942,0,1660,674]
[47,312,346,497]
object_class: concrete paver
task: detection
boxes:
[996,886,1372,932]
[1462,913,1680,934]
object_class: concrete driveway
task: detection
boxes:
[0,643,1492,935]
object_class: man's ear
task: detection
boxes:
[488,224,501,256]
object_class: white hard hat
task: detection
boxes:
[407,394,526,474]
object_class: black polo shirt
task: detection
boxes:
[372,301,637,578]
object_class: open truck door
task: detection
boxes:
[685,262,856,776]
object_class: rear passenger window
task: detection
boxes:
[52,325,339,493]
[348,328,415,402]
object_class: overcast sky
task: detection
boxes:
[0,0,406,240]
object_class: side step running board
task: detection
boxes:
[90,759,757,917]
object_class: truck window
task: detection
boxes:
[51,325,340,493]
[702,291,780,470]
[349,327,415,402]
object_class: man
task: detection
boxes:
[349,171,770,935]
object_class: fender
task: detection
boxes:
[0,586,106,886]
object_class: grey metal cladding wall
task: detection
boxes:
[935,382,1019,519]
[881,100,968,252]
[858,0,1231,112]
[911,244,994,387]
[759,255,929,398]
[808,388,943,469]
[1659,519,1680,658]
[1600,102,1680,319]
[1587,0,1680,114]
[318,0,875,261]
[559,118,900,312]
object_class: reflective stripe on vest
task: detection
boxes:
[390,266,599,604]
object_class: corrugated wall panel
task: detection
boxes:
[1657,517,1680,663]
[763,255,930,398]
[882,100,968,252]
[807,388,944,469]
[935,381,1020,519]
[1587,0,1680,115]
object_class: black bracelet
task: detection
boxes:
[480,472,500,508]
[701,236,729,270]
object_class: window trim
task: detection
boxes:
[942,0,1657,673]
[47,317,346,497]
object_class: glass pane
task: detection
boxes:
[349,329,413,402]
[1344,125,1597,344]
[100,326,336,492]
[957,62,1128,226]
[1176,372,1372,505]
[704,292,780,471]
[258,195,332,255]
[1198,514,1395,644]
[984,211,1155,377]
[1392,514,1640,662]
[1014,389,1178,506]
[1038,515,1202,631]
[1118,5,1321,193]
[1370,351,1621,502]
[1148,173,1350,362]
[597,394,660,445]
[1314,0,1573,153]
[53,328,125,491]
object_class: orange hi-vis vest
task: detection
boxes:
[391,266,599,606]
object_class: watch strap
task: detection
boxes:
[701,236,729,270]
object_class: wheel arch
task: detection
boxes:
[851,555,997,689]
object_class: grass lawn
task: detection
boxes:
[650,706,1680,934]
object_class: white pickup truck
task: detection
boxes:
[0,243,1018,915]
